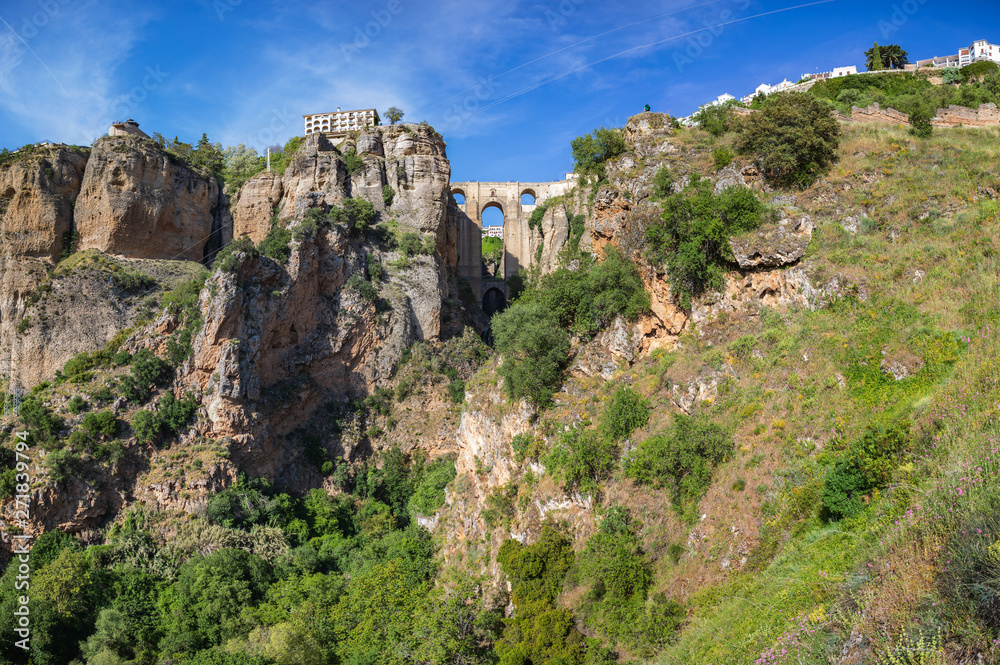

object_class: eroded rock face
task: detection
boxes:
[231,172,283,243]
[75,136,219,261]
[729,211,813,269]
[0,147,89,261]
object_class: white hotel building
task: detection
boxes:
[303,108,381,137]
[916,39,1000,69]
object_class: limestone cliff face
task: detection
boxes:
[232,125,452,249]
[74,136,219,262]
[0,147,89,261]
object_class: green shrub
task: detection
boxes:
[571,127,628,180]
[16,317,32,334]
[131,410,160,445]
[734,92,840,188]
[821,422,910,520]
[961,60,999,82]
[382,184,395,207]
[82,410,120,439]
[645,176,765,309]
[729,335,757,361]
[257,223,291,263]
[511,432,544,462]
[942,67,963,84]
[492,301,570,407]
[120,349,172,404]
[45,448,80,484]
[496,526,583,665]
[520,246,649,338]
[66,395,87,414]
[601,387,650,441]
[342,149,364,175]
[291,215,319,241]
[398,232,427,258]
[19,395,64,445]
[544,427,618,494]
[694,101,741,137]
[652,167,675,199]
[625,413,733,511]
[213,235,258,273]
[330,197,376,233]
[158,392,198,437]
[528,202,549,230]
[909,109,933,138]
[712,146,734,170]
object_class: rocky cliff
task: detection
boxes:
[74,136,220,262]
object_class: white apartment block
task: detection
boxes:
[917,39,1000,69]
[484,226,504,239]
[303,108,381,137]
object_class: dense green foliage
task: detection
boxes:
[492,247,648,406]
[645,175,765,309]
[600,387,651,441]
[482,236,504,275]
[0,446,498,665]
[692,100,741,137]
[496,526,584,665]
[961,60,999,81]
[571,127,628,180]
[625,414,733,514]
[820,422,911,520]
[120,349,173,404]
[809,70,1000,119]
[734,92,841,188]
[573,508,684,656]
[864,42,907,70]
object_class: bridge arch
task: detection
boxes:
[520,189,536,205]
[482,287,507,316]
[451,188,466,204]
[480,200,504,223]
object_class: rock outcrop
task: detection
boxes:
[0,146,89,261]
[729,211,813,269]
[74,136,219,262]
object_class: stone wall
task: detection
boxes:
[849,102,1000,128]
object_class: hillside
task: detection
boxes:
[0,89,999,665]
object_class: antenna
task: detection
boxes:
[266,147,271,173]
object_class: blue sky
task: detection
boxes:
[0,0,997,185]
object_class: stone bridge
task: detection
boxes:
[452,177,577,314]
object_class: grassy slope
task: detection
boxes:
[474,123,1000,664]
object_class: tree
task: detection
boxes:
[866,42,908,70]
[491,302,570,407]
[734,92,840,189]
[222,144,266,191]
[866,41,884,71]
[385,107,405,125]
[570,127,628,180]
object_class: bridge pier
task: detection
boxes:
[451,177,577,311]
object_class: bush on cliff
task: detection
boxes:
[571,127,628,181]
[492,302,569,408]
[734,92,840,188]
[644,176,765,309]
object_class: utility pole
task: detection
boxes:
[266,147,271,173]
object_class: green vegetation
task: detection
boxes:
[491,246,648,407]
[257,223,292,263]
[962,60,1000,81]
[382,184,395,207]
[645,175,765,308]
[692,100,742,137]
[809,70,1000,118]
[625,413,733,515]
[734,92,841,188]
[385,107,405,125]
[496,526,583,665]
[571,127,628,180]
[864,42,908,70]
[120,349,174,404]
[482,236,503,276]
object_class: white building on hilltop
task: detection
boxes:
[303,108,381,137]
[484,226,504,239]
[802,65,858,81]
[917,39,1000,69]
